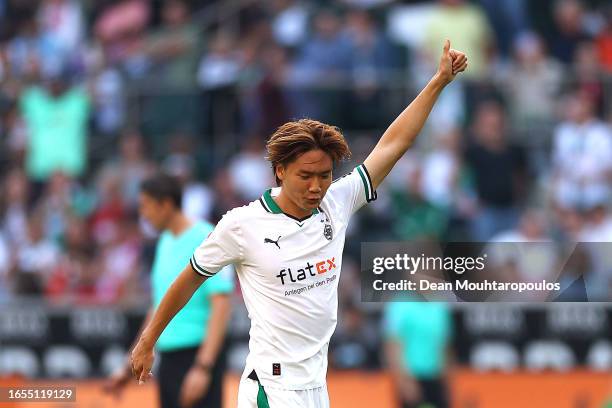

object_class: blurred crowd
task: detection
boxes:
[0,0,611,310]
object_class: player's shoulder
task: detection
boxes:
[327,164,375,200]
[218,198,268,224]
[331,163,370,184]
[328,165,356,191]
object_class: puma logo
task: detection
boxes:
[264,236,281,249]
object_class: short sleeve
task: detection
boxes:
[326,164,377,219]
[201,264,235,295]
[190,210,244,277]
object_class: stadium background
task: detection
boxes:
[0,0,611,406]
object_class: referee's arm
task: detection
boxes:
[179,293,232,407]
[130,263,208,383]
[193,293,231,369]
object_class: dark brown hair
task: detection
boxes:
[266,119,351,186]
[140,173,182,208]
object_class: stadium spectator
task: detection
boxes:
[420,128,471,210]
[595,6,612,72]
[420,128,476,240]
[19,70,90,182]
[197,31,243,140]
[209,168,245,222]
[14,214,60,296]
[93,0,151,73]
[143,0,199,88]
[90,170,127,247]
[141,0,201,140]
[0,42,7,81]
[2,102,29,163]
[424,0,493,79]
[551,90,612,210]
[246,44,292,137]
[548,0,592,65]
[269,0,309,48]
[488,209,560,300]
[498,31,563,133]
[289,8,351,122]
[36,0,84,64]
[465,101,527,241]
[34,172,84,242]
[572,40,605,115]
[1,168,30,251]
[579,204,612,300]
[227,137,273,201]
[94,213,141,304]
[390,163,449,241]
[163,150,215,222]
[44,215,94,303]
[97,129,156,211]
[477,0,528,56]
[88,53,126,137]
[292,8,351,85]
[0,230,10,302]
[344,9,397,130]
[6,17,62,80]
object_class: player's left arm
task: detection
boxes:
[364,40,467,189]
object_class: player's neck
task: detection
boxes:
[275,190,311,219]
[166,211,192,236]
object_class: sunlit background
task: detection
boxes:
[0,0,611,407]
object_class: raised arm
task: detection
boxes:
[364,40,468,189]
[130,263,207,383]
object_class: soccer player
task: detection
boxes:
[104,174,234,408]
[130,40,468,407]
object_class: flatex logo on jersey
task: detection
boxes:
[276,257,337,285]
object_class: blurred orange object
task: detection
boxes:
[1,370,610,408]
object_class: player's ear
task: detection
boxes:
[276,164,285,182]
[162,197,175,212]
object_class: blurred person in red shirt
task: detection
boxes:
[596,6,612,71]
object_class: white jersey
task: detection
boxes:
[191,164,376,390]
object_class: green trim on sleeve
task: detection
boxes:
[190,256,214,277]
[356,164,377,202]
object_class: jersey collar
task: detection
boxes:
[260,189,320,220]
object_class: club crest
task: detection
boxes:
[324,224,333,240]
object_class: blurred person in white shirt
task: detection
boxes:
[551,90,612,210]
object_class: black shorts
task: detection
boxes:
[158,345,227,408]
[401,378,448,408]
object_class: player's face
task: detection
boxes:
[277,149,333,213]
[138,192,172,231]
